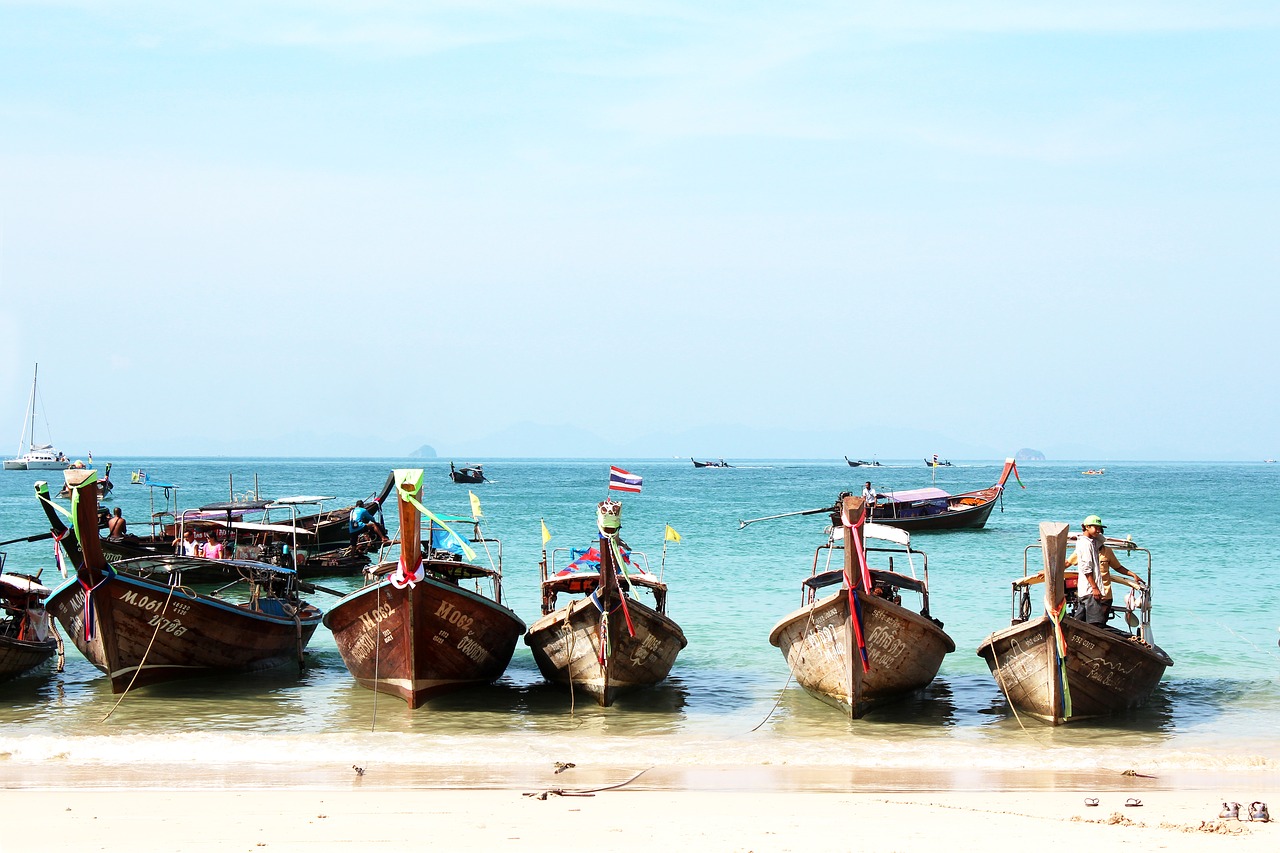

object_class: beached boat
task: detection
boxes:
[975,522,1173,725]
[4,365,70,471]
[0,557,62,681]
[525,499,686,706]
[844,457,881,467]
[691,458,731,468]
[768,495,954,718]
[867,458,1023,531]
[323,469,524,708]
[37,470,324,693]
[449,463,486,484]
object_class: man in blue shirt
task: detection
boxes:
[349,499,388,552]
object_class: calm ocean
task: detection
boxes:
[2,458,1277,787]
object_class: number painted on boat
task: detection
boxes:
[358,602,393,633]
[434,601,474,632]
[628,632,662,666]
[119,590,169,613]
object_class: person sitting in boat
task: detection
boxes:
[202,532,225,560]
[1069,515,1110,626]
[349,500,389,551]
[174,528,201,557]
[1065,518,1144,622]
[862,482,877,511]
[106,507,127,538]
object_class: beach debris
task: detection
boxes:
[1220,802,1241,820]
[1104,812,1138,826]
[554,762,576,774]
[1120,769,1155,778]
[523,789,595,800]
[1249,802,1270,822]
[1176,820,1245,835]
[353,765,366,777]
[1084,798,1099,807]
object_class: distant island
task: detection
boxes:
[410,444,438,458]
[1015,448,1046,461]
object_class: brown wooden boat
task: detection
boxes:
[524,499,687,706]
[323,469,524,708]
[0,560,62,682]
[976,522,1172,725]
[448,463,486,484]
[768,495,955,718]
[37,472,323,693]
[864,458,1023,531]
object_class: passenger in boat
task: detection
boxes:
[202,532,225,560]
[348,500,389,551]
[1070,515,1108,626]
[174,529,201,557]
[106,507,127,538]
[862,482,877,511]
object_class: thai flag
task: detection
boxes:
[608,466,643,493]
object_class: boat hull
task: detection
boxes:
[0,635,57,681]
[870,489,999,531]
[976,615,1173,724]
[46,573,322,692]
[2,460,27,470]
[769,589,955,718]
[525,596,687,706]
[323,574,525,708]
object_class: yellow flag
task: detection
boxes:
[664,524,681,543]
[469,491,483,519]
[541,519,552,546]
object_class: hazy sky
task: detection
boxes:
[1,2,1276,460]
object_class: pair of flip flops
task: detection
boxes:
[1083,798,1141,807]
[1219,802,1270,822]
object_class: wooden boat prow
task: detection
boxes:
[323,469,525,708]
[524,499,687,706]
[976,522,1173,724]
[768,496,954,718]
[36,474,324,693]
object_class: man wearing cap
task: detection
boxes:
[1070,515,1109,625]
[1066,515,1145,623]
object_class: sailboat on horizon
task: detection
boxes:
[3,364,69,471]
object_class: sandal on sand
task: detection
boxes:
[1249,802,1270,822]
[1220,802,1240,819]
[1125,798,1143,807]
[1084,798,1099,807]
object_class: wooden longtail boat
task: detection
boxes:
[37,471,323,693]
[0,557,62,681]
[449,463,486,484]
[844,457,880,467]
[691,457,731,468]
[925,457,953,467]
[976,522,1172,725]
[524,500,687,706]
[769,495,954,718]
[323,469,524,708]
[868,457,1022,531]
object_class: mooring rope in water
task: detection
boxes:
[100,578,179,723]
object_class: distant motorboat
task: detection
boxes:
[691,457,732,468]
[844,456,881,467]
[1082,468,1105,476]
[449,462,487,484]
[925,456,952,468]
[3,365,70,472]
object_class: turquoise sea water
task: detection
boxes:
[1,458,1278,787]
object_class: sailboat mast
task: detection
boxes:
[28,363,38,453]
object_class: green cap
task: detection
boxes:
[1082,514,1105,530]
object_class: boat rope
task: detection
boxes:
[51,617,65,673]
[988,642,1033,737]
[368,580,385,733]
[99,578,180,723]
[523,767,652,800]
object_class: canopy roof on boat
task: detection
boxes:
[0,573,52,597]
[113,555,299,577]
[832,522,911,547]
[271,495,337,506]
[882,487,950,503]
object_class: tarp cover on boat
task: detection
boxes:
[882,487,950,503]
[556,546,654,578]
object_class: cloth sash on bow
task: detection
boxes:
[389,556,425,589]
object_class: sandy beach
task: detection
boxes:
[4,762,1276,852]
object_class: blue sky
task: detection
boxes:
[1,2,1276,460]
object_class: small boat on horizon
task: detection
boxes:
[845,457,881,467]
[449,462,487,484]
[524,498,686,706]
[925,456,952,468]
[976,522,1172,725]
[768,495,954,718]
[4,365,71,472]
[691,457,731,468]
[1082,468,1106,475]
